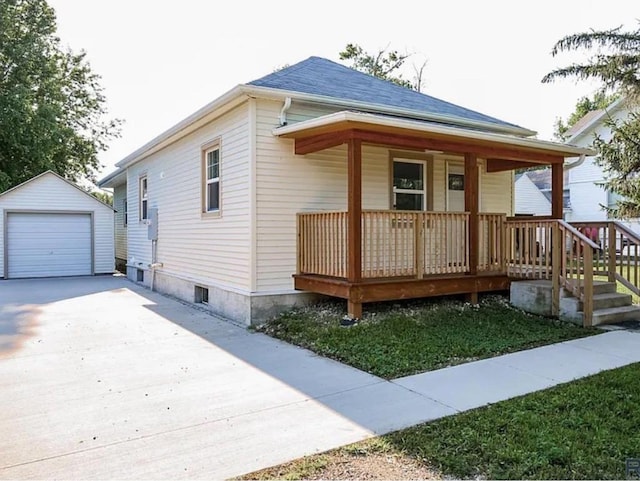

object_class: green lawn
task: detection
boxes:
[258,295,597,379]
[242,363,640,480]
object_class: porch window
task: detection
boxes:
[393,160,426,210]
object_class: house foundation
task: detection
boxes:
[127,267,321,325]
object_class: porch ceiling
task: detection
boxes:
[273,111,595,168]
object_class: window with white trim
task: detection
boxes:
[123,199,128,227]
[393,159,426,210]
[139,176,148,220]
[204,146,220,212]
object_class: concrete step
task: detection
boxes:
[561,281,617,297]
[592,305,640,326]
[561,292,633,313]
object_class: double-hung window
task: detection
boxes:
[139,176,148,221]
[393,160,426,211]
[204,145,220,213]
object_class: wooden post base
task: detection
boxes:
[466,292,479,304]
[347,300,362,320]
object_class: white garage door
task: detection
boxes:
[7,213,92,278]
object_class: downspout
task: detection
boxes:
[563,154,586,171]
[279,97,292,126]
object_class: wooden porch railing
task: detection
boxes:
[506,218,599,326]
[297,211,347,278]
[570,221,640,297]
[505,219,555,280]
[297,210,508,280]
[479,213,507,272]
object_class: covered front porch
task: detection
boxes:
[274,111,593,319]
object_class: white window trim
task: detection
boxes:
[139,176,148,221]
[392,158,427,211]
[202,141,221,216]
[123,198,128,227]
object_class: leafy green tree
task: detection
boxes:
[553,91,619,141]
[339,43,427,91]
[89,190,113,206]
[543,23,640,218]
[0,0,120,192]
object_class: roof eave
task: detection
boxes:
[98,168,126,189]
[115,85,250,170]
[272,111,595,158]
[566,97,626,144]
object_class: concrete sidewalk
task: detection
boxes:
[1,277,639,480]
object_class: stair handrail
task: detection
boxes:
[556,220,596,327]
[608,221,640,297]
[558,220,600,250]
[611,221,640,245]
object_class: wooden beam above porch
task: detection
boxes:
[294,127,571,163]
[485,158,563,172]
[277,110,594,161]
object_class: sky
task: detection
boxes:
[47,0,638,179]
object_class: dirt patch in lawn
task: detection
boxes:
[238,440,441,480]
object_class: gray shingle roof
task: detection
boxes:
[248,56,525,131]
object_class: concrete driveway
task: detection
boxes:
[0,276,452,480]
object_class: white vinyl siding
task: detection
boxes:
[254,100,514,291]
[7,213,91,278]
[567,105,630,222]
[480,166,513,215]
[125,102,251,291]
[113,183,128,261]
[0,172,114,277]
[514,175,551,216]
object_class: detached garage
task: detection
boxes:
[0,171,115,279]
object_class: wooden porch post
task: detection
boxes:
[465,153,479,303]
[551,162,563,219]
[347,138,363,318]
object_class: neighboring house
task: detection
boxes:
[99,56,590,324]
[0,171,115,279]
[514,169,570,217]
[515,172,551,216]
[563,98,640,231]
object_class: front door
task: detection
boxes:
[446,162,466,266]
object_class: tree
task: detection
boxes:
[542,24,640,218]
[89,190,113,206]
[339,43,427,91]
[0,0,120,192]
[553,91,619,141]
[542,24,640,99]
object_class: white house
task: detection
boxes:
[0,171,115,279]
[563,98,638,225]
[515,172,551,216]
[99,56,590,324]
[514,169,571,217]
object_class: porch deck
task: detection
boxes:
[294,212,633,326]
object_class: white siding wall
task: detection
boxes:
[514,175,551,215]
[568,107,630,222]
[565,182,608,222]
[125,102,252,292]
[481,166,514,215]
[255,99,514,292]
[113,183,127,261]
[0,173,114,276]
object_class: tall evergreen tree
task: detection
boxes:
[0,0,120,192]
[543,24,640,218]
